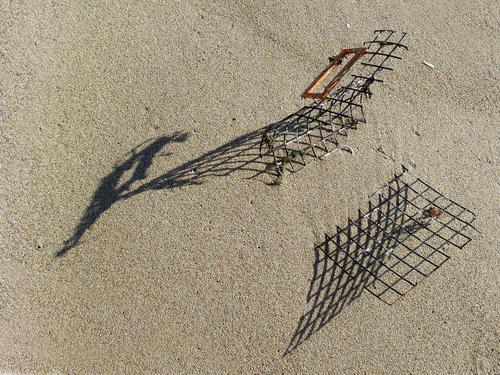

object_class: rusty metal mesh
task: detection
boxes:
[286,169,477,354]
[260,30,408,176]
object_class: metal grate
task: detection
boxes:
[322,169,477,305]
[260,30,408,177]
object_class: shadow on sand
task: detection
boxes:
[57,125,275,256]
[284,180,413,355]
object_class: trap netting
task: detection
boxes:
[318,169,477,305]
[260,30,408,176]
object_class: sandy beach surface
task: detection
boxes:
[1,1,499,373]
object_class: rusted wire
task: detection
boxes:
[260,30,408,176]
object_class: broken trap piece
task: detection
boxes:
[260,30,408,176]
[320,169,477,305]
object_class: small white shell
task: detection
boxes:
[423,61,435,69]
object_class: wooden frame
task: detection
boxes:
[302,47,368,100]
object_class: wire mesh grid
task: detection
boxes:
[260,30,408,176]
[285,170,477,354]
[321,170,477,305]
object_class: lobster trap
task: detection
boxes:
[320,169,477,305]
[260,30,408,176]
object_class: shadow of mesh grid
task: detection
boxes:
[260,30,408,176]
[285,169,477,355]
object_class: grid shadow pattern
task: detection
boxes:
[332,172,476,304]
[285,170,477,354]
[261,30,408,176]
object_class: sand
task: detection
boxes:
[1,1,499,373]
